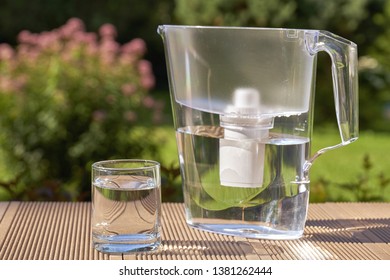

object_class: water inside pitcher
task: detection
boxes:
[158,26,358,239]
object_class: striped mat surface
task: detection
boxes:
[0,202,389,260]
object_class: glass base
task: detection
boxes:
[92,233,161,254]
[93,242,161,254]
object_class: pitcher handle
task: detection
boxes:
[305,30,359,166]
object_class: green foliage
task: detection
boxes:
[309,128,390,202]
[311,154,390,202]
[174,0,390,132]
[171,0,390,202]
[174,0,368,32]
[0,0,390,202]
[371,0,390,69]
[0,18,165,201]
[174,0,297,27]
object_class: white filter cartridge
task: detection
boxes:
[219,128,268,188]
[219,88,271,188]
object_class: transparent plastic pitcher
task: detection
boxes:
[158,25,358,239]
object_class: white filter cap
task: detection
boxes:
[233,87,260,109]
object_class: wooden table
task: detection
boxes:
[0,201,389,260]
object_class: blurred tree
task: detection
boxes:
[174,0,390,131]
[370,0,390,69]
[174,0,368,33]
[0,19,164,201]
[358,0,390,131]
[0,0,175,89]
[174,0,297,27]
[0,0,173,44]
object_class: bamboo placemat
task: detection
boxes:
[0,202,389,260]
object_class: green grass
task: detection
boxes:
[310,128,390,202]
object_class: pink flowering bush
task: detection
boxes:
[0,18,164,200]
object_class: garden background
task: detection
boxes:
[0,0,390,202]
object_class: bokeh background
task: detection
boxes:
[0,0,390,202]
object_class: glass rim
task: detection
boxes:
[92,159,160,171]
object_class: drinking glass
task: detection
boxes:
[91,159,161,253]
